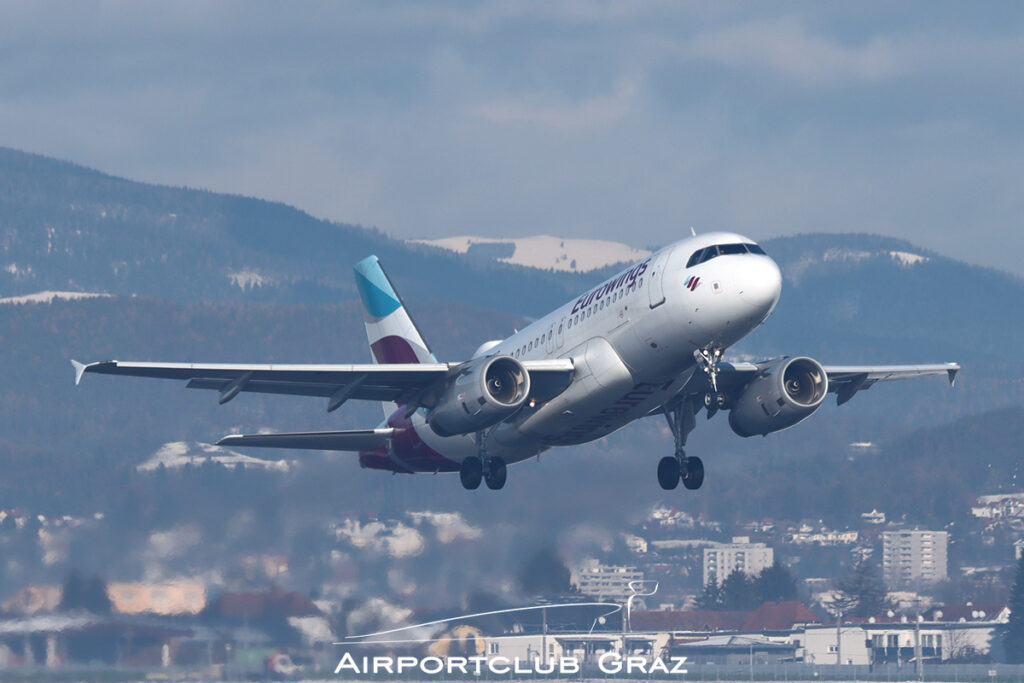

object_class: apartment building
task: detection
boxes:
[881,529,948,587]
[702,537,774,586]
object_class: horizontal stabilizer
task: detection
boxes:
[216,428,394,452]
[70,359,87,385]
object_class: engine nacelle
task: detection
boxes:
[728,356,829,437]
[426,356,530,437]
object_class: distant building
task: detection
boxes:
[788,529,858,546]
[881,529,948,587]
[1,585,61,615]
[861,509,886,525]
[572,560,645,603]
[702,537,774,586]
[1015,538,1024,560]
[632,601,818,633]
[971,493,1024,520]
[670,634,796,666]
[623,534,648,554]
[108,580,206,616]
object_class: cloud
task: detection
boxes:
[472,78,640,130]
[686,17,912,84]
[684,17,1024,86]
[0,2,1021,274]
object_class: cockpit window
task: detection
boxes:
[686,242,768,267]
[686,246,714,267]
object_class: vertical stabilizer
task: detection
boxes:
[353,255,436,366]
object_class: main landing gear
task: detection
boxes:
[460,431,506,490]
[658,395,704,491]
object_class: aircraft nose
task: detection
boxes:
[736,256,782,320]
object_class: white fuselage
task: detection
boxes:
[385,232,783,470]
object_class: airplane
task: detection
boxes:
[71,232,959,491]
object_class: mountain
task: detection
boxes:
[0,147,1019,469]
[0,147,603,316]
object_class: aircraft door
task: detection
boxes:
[556,317,565,349]
[546,322,556,354]
[648,247,674,309]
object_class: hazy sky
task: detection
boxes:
[1,1,1022,275]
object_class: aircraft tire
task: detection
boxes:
[682,456,704,490]
[460,458,483,490]
[657,456,680,490]
[484,458,507,490]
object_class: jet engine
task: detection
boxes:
[426,356,531,437]
[728,356,829,437]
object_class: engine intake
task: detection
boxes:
[728,356,828,437]
[426,356,530,437]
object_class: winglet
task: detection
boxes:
[947,363,960,387]
[71,359,87,386]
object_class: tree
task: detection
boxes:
[721,569,757,610]
[834,559,890,618]
[946,629,985,663]
[59,570,112,614]
[518,548,572,596]
[755,562,799,604]
[696,579,723,610]
[1004,556,1024,663]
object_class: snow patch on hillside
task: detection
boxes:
[4,263,34,278]
[411,235,650,272]
[408,511,482,543]
[823,248,873,263]
[785,248,931,284]
[334,518,425,558]
[889,250,929,266]
[0,290,110,305]
[228,269,268,290]
[138,441,292,472]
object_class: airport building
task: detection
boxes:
[881,529,948,587]
[702,537,774,586]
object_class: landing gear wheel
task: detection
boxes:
[682,456,704,490]
[460,458,482,490]
[484,458,507,490]
[657,456,680,490]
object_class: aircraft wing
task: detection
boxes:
[217,428,394,452]
[71,357,574,411]
[713,360,960,406]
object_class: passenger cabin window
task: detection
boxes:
[686,242,767,267]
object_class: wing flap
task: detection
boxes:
[217,428,394,452]
[78,360,450,405]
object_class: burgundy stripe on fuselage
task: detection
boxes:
[358,406,460,473]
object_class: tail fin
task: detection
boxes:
[353,255,436,366]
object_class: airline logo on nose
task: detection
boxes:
[684,276,701,292]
